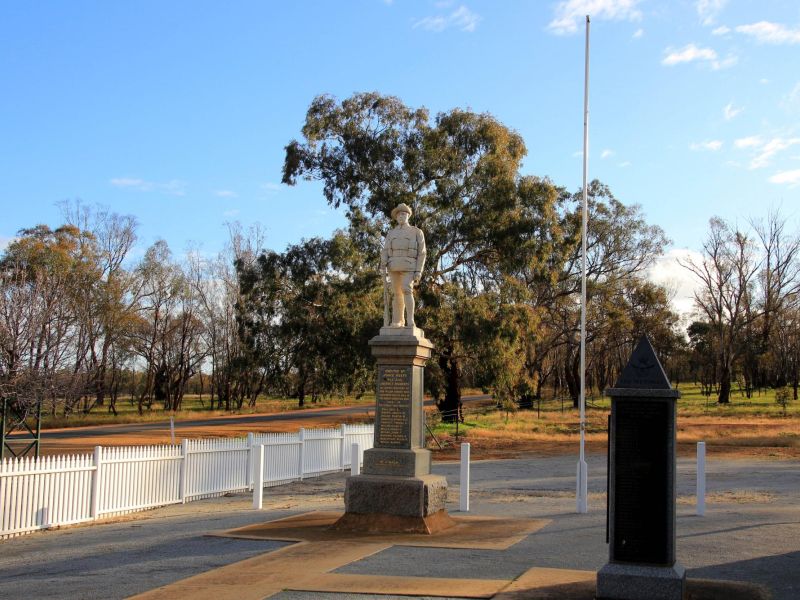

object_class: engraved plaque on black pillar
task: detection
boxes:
[375,365,412,449]
[612,398,670,564]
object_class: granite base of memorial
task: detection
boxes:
[333,329,454,534]
[596,563,686,600]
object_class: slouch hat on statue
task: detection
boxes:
[391,203,413,219]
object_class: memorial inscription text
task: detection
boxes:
[376,366,412,448]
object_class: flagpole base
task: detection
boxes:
[576,458,588,513]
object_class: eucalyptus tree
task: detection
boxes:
[681,218,761,404]
[744,211,800,391]
[189,224,268,411]
[529,181,671,406]
[61,202,139,413]
[131,240,181,412]
[282,92,560,419]
[237,226,382,407]
[0,224,100,415]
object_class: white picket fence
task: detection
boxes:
[0,423,373,539]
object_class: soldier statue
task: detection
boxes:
[381,203,426,328]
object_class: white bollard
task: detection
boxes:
[298,428,306,480]
[350,443,361,476]
[576,458,588,513]
[91,446,102,519]
[697,441,706,516]
[460,442,470,512]
[179,439,189,503]
[246,432,255,490]
[252,444,265,510]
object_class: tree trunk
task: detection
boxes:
[718,365,731,404]
[566,351,580,408]
[436,348,462,423]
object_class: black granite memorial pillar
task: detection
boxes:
[333,329,453,534]
[596,336,685,600]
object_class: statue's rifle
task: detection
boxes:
[382,269,391,326]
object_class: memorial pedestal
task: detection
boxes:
[596,336,685,600]
[333,329,454,534]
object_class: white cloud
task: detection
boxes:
[601,149,615,159]
[769,169,800,186]
[223,209,241,217]
[261,182,283,193]
[662,44,736,69]
[734,135,762,149]
[696,0,727,26]
[414,15,447,31]
[690,140,723,151]
[633,28,644,38]
[712,55,738,69]
[750,137,800,169]
[547,0,641,35]
[648,248,705,316]
[110,177,186,196]
[711,25,730,35]
[214,190,237,198]
[414,4,481,32]
[110,177,146,188]
[723,102,742,120]
[781,82,800,113]
[735,21,800,45]
[661,43,715,65]
[618,161,632,167]
[760,78,770,85]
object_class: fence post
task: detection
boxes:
[91,446,102,519]
[350,443,360,476]
[298,428,305,480]
[460,442,470,512]
[340,423,348,470]
[252,445,265,510]
[179,439,189,503]
[246,432,255,490]
[697,441,706,516]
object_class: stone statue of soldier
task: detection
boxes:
[381,203,426,329]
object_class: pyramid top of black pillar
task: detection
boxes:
[605,335,680,398]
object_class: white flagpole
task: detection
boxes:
[576,14,590,515]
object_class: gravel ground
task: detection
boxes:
[1,454,798,599]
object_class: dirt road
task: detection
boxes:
[17,395,491,455]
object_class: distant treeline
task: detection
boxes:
[1,93,798,421]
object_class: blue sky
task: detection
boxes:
[2,1,799,310]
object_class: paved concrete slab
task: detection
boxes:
[130,541,391,600]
